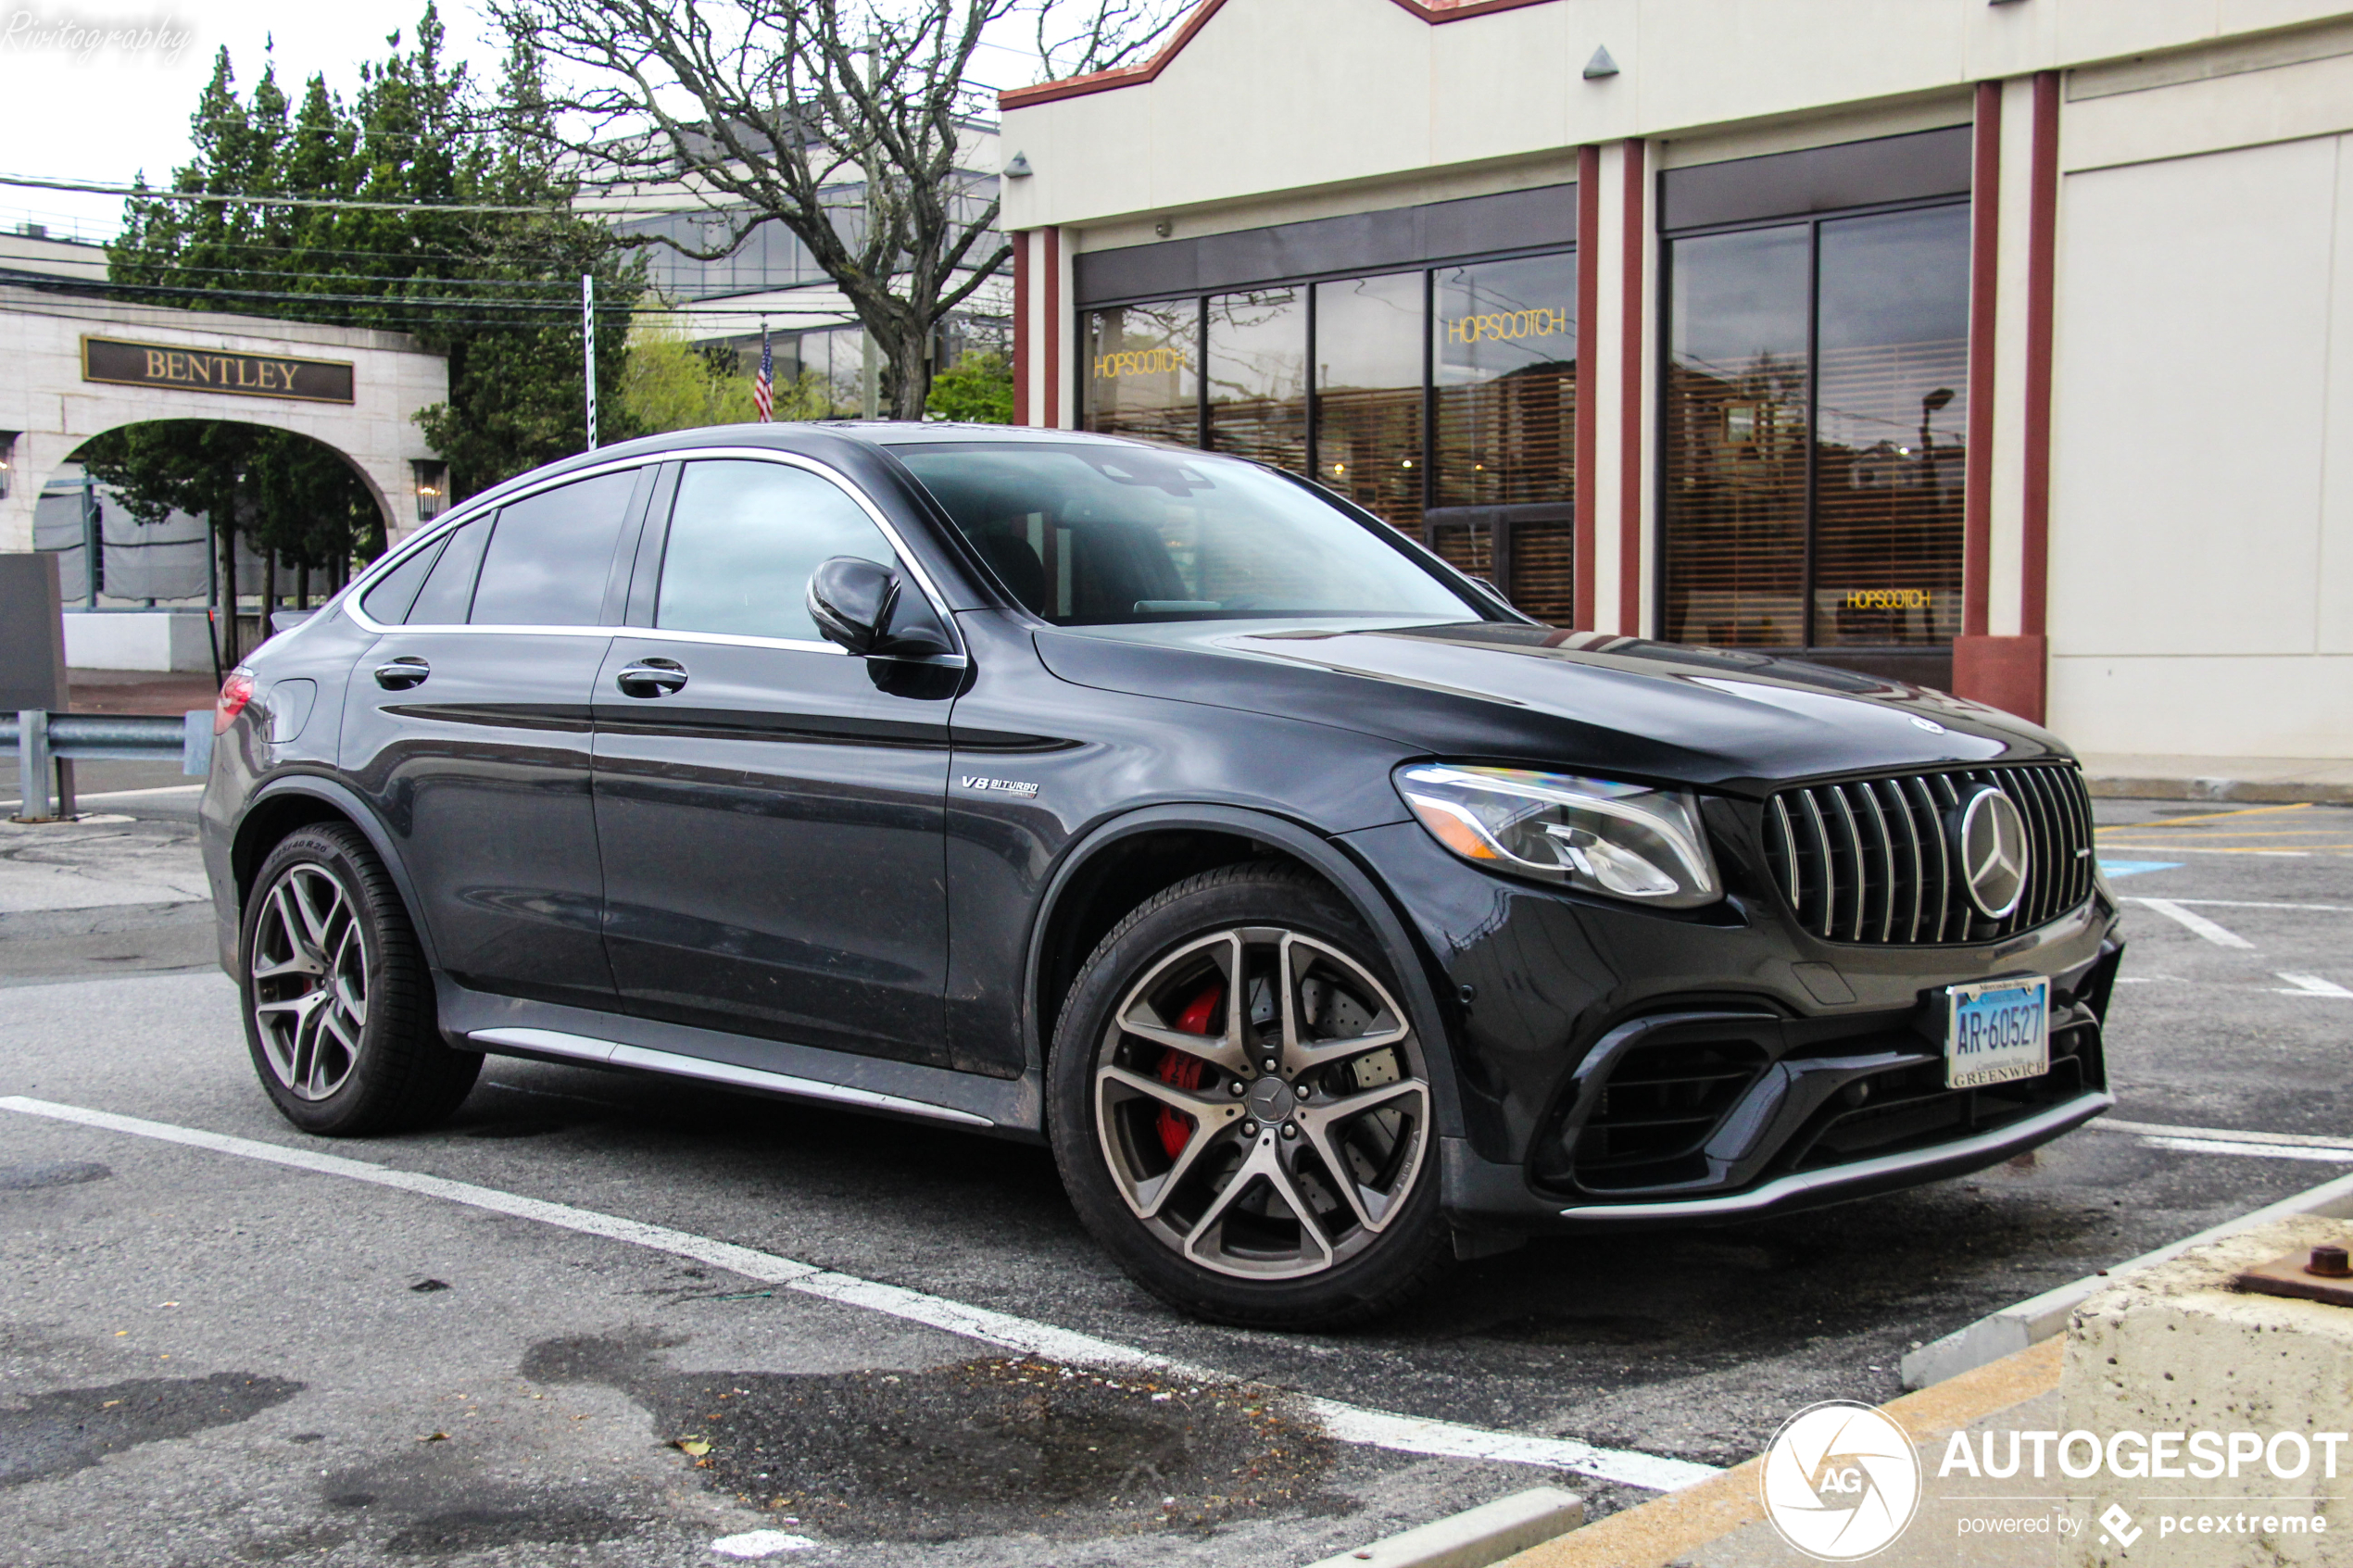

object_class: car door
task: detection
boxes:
[592,453,956,1066]
[341,464,651,1010]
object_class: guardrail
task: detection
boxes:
[4,709,212,822]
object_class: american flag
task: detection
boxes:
[753,326,774,422]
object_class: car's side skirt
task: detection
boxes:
[434,978,1043,1140]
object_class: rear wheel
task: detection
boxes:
[240,823,478,1135]
[1049,864,1451,1327]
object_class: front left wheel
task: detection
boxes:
[240,822,479,1135]
[1048,864,1453,1328]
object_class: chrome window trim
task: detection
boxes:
[343,445,966,662]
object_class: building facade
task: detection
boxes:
[998,0,2353,760]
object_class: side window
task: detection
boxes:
[470,470,638,627]
[656,460,900,643]
[359,535,447,625]
[405,516,491,626]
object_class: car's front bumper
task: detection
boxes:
[1336,817,2123,1234]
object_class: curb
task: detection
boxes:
[1307,1486,1586,1568]
[2083,774,2353,806]
[1490,1337,2065,1568]
[1898,1165,2353,1389]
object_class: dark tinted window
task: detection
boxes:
[406,516,491,626]
[898,443,1475,626]
[470,470,638,626]
[655,460,898,643]
[359,535,447,624]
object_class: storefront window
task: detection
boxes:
[1662,223,1814,648]
[1204,288,1307,473]
[1661,203,1969,656]
[1433,253,1578,509]
[1079,247,1579,624]
[1084,301,1199,445]
[1314,271,1425,533]
[1811,206,1969,648]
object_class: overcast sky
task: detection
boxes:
[0,2,1046,245]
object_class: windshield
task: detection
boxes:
[894,442,1484,627]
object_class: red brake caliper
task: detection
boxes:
[1155,982,1224,1159]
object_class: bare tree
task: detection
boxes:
[492,0,1189,420]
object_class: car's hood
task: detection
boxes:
[1032,619,2068,796]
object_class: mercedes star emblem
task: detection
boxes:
[1954,785,2031,918]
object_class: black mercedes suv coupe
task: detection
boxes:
[201,424,2121,1326]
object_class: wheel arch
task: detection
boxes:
[1023,805,1465,1142]
[232,777,440,970]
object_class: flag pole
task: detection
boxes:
[582,273,598,451]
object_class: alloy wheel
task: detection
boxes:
[249,862,371,1101]
[1092,925,1430,1280]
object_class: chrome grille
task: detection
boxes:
[1761,764,2096,944]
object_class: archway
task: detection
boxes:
[42,419,399,675]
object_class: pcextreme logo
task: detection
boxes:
[1760,1401,1923,1560]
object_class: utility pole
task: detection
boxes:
[582,273,598,450]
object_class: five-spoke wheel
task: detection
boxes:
[250,863,371,1100]
[239,823,479,1135]
[1051,865,1451,1326]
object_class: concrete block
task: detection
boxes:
[2060,1216,2353,1566]
[1308,1486,1585,1568]
[1902,1167,2353,1390]
[61,610,214,673]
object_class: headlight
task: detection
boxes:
[1395,764,1721,908]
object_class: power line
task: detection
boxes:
[1,173,560,215]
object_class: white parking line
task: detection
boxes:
[0,784,205,811]
[2275,972,2353,998]
[2129,897,2256,949]
[2142,1135,2353,1165]
[2090,1118,2353,1152]
[2151,899,2353,913]
[0,1094,1718,1493]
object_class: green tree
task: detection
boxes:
[102,3,643,648]
[925,349,1013,424]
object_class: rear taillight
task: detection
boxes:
[214,669,256,734]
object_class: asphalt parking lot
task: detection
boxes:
[3,760,2348,1566]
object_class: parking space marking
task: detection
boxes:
[2145,898,2353,912]
[0,1094,1720,1494]
[2128,897,2256,948]
[2275,972,2353,998]
[2090,1118,2353,1152]
[2141,1135,2353,1165]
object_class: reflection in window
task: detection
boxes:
[1314,271,1425,533]
[1083,302,1199,445]
[1661,207,1970,654]
[1811,206,1969,648]
[657,461,898,643]
[1662,223,1811,648]
[472,470,637,627]
[1434,253,1578,509]
[1205,288,1306,473]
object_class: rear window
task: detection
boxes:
[359,536,446,624]
[471,470,638,627]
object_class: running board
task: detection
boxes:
[467,1026,996,1129]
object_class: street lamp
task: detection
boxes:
[411,458,447,522]
[1919,387,1956,457]
[0,430,18,500]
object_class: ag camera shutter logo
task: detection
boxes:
[1761,1401,1922,1560]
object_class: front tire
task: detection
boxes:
[240,823,479,1135]
[1049,864,1452,1328]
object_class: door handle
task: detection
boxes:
[615,659,687,697]
[373,657,429,690]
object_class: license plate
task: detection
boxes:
[1945,977,2050,1089]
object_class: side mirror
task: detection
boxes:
[807,556,954,659]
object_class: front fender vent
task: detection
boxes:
[1762,764,2095,945]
